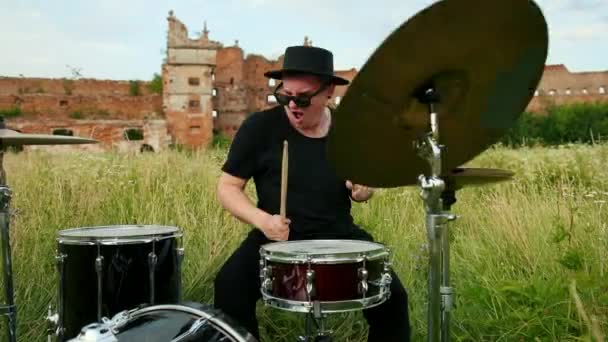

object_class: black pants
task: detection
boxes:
[214,228,411,341]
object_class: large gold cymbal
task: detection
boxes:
[0,128,98,146]
[327,0,548,188]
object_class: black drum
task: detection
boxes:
[67,304,257,341]
[54,225,183,340]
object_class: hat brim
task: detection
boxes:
[264,69,350,86]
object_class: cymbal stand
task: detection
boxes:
[0,147,17,342]
[415,88,456,342]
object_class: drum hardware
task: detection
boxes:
[148,251,158,304]
[46,252,68,341]
[299,302,332,342]
[50,225,183,341]
[326,0,548,340]
[414,86,457,342]
[305,258,315,300]
[67,304,258,342]
[260,240,392,341]
[357,261,368,297]
[0,116,97,342]
[0,184,16,342]
[95,253,104,321]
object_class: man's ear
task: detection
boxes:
[326,84,336,98]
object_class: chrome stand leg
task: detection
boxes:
[0,184,17,342]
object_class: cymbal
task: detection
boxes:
[0,128,98,146]
[444,168,514,191]
[327,0,548,188]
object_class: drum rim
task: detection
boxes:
[261,290,390,313]
[57,225,182,245]
[123,304,253,342]
[260,239,389,264]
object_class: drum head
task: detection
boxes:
[114,304,256,342]
[58,225,180,244]
[261,240,388,263]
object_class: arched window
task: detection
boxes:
[268,79,276,87]
[599,86,606,95]
[124,128,144,141]
[140,144,154,153]
[548,89,557,96]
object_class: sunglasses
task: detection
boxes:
[273,82,329,108]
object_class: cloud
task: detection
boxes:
[555,23,608,41]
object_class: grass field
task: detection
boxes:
[1,143,607,341]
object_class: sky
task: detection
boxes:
[0,0,606,81]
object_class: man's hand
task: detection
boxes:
[259,214,290,241]
[346,180,375,202]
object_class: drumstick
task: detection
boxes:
[280,140,288,218]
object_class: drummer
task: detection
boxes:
[214,45,410,341]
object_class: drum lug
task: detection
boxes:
[306,269,316,299]
[95,255,104,321]
[358,267,369,297]
[381,260,393,286]
[177,247,185,266]
[148,252,158,304]
[176,247,185,301]
[259,261,273,293]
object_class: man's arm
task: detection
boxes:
[217,172,290,241]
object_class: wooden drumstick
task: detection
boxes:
[280,140,288,218]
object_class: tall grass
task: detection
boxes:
[1,144,607,341]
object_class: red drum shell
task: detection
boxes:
[260,240,389,303]
[267,258,385,302]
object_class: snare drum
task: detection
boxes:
[259,240,392,313]
[53,225,184,340]
[68,304,257,341]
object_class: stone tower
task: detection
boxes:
[163,11,222,148]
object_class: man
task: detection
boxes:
[215,45,410,341]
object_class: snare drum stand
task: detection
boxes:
[0,148,17,342]
[415,88,457,342]
[298,302,332,342]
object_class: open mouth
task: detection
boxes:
[292,111,304,120]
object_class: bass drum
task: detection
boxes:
[68,304,257,342]
[55,225,183,340]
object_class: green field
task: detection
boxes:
[1,144,607,341]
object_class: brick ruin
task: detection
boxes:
[0,12,606,151]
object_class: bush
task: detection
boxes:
[69,111,84,119]
[0,107,22,117]
[129,80,141,96]
[147,73,162,94]
[501,103,608,146]
[63,79,75,95]
[212,133,232,149]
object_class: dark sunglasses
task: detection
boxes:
[273,82,329,108]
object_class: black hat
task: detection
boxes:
[264,46,349,85]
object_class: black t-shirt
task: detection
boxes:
[222,105,355,236]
